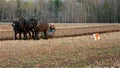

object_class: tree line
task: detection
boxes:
[0,0,120,23]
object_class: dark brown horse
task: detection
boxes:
[21,19,35,39]
[12,21,24,39]
[12,18,32,40]
[29,19,49,40]
[35,22,49,40]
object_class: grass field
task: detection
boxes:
[0,23,120,67]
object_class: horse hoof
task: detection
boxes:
[19,38,22,40]
[37,38,39,40]
[23,38,27,40]
[32,35,35,38]
[34,38,39,40]
[44,37,48,39]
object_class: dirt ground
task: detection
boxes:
[0,31,120,67]
[0,23,120,40]
[0,23,120,67]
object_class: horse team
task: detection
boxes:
[12,18,54,40]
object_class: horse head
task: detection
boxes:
[18,18,26,30]
[29,19,38,28]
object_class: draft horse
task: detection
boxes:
[29,19,49,40]
[12,18,31,40]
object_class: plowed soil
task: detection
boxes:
[0,23,120,40]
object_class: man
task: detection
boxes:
[48,24,56,38]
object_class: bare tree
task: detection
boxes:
[0,0,119,23]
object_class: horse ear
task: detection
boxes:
[53,24,55,28]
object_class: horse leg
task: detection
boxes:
[44,31,48,39]
[19,32,22,40]
[28,31,31,39]
[35,31,39,40]
[31,29,35,39]
[15,31,17,40]
[23,31,27,40]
